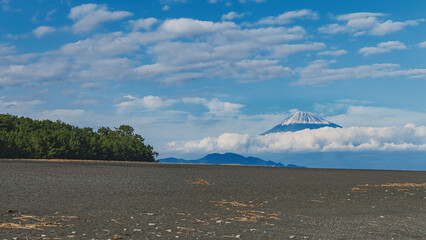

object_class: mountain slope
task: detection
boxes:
[158,153,304,168]
[262,111,341,135]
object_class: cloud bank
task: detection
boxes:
[166,124,426,154]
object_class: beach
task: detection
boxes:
[1,159,425,239]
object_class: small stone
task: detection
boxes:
[134,229,142,232]
[290,236,295,239]
[156,235,162,237]
[250,229,256,232]
[225,221,231,224]
[216,220,222,223]
[236,235,242,238]
[6,209,15,214]
[41,235,47,238]
[149,223,156,226]
[380,216,385,218]
[71,231,77,234]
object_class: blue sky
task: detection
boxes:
[1,0,426,162]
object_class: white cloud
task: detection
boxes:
[68,4,132,33]
[221,11,247,21]
[0,43,15,55]
[317,49,347,56]
[418,41,426,48]
[328,105,426,127]
[32,26,55,37]
[129,17,158,31]
[166,124,426,154]
[160,18,237,37]
[116,95,176,111]
[270,42,325,58]
[205,98,244,116]
[162,5,170,11]
[319,12,423,36]
[294,60,426,85]
[0,57,71,86]
[359,41,407,56]
[257,9,318,25]
[229,59,294,82]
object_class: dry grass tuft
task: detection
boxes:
[210,200,254,208]
[376,183,426,187]
[351,187,370,192]
[186,177,212,185]
[1,213,77,230]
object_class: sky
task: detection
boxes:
[1,0,426,165]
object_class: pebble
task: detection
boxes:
[149,223,156,226]
[250,229,257,232]
[134,229,142,232]
[289,236,295,239]
[236,235,242,238]
[41,235,46,238]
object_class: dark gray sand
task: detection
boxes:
[0,159,425,239]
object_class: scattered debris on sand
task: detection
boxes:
[186,177,212,185]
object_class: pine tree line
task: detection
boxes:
[0,114,158,162]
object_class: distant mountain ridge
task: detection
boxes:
[262,111,341,135]
[158,153,305,168]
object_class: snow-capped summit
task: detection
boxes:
[261,111,341,135]
[281,111,332,125]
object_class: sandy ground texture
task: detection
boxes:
[0,159,425,239]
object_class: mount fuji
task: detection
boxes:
[261,111,341,135]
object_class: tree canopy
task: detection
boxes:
[0,114,158,162]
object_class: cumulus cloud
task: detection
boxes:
[359,41,407,56]
[68,4,132,33]
[294,60,426,85]
[0,43,15,55]
[221,11,247,21]
[0,57,71,86]
[328,105,426,127]
[32,26,55,37]
[160,18,237,37]
[319,12,423,36]
[129,17,158,31]
[257,9,319,25]
[317,49,347,56]
[116,95,176,111]
[270,42,325,58]
[166,125,426,154]
[205,98,244,116]
[418,41,426,48]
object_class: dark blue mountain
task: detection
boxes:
[158,153,304,168]
[261,111,341,135]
